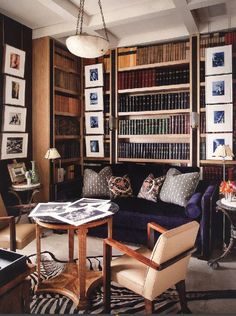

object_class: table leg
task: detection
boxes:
[68,229,74,262]
[107,217,113,238]
[36,224,41,288]
[78,228,88,303]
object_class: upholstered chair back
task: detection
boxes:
[0,194,8,230]
[143,221,199,301]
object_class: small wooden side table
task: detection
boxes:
[208,199,236,269]
[35,202,119,308]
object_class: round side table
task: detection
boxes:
[208,199,236,269]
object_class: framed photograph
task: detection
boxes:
[85,87,103,111]
[4,75,26,106]
[206,133,233,160]
[205,74,232,104]
[2,105,27,132]
[7,161,26,183]
[3,44,26,78]
[85,135,104,157]
[205,45,232,76]
[206,104,233,132]
[0,133,28,160]
[85,111,104,134]
[85,63,103,88]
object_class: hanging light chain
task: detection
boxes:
[98,0,109,41]
[76,0,85,35]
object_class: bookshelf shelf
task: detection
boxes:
[55,111,80,117]
[117,158,190,164]
[118,59,189,72]
[54,65,78,74]
[60,158,81,164]
[118,134,190,140]
[55,86,79,96]
[55,135,80,140]
[118,109,190,116]
[200,160,236,165]
[118,83,190,94]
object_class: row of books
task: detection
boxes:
[55,117,80,136]
[200,113,206,134]
[56,141,80,159]
[55,69,80,92]
[118,115,190,135]
[200,88,205,108]
[119,92,190,112]
[202,166,235,182]
[55,94,80,114]
[104,120,109,135]
[54,164,76,183]
[104,73,110,91]
[118,142,190,160]
[200,140,206,160]
[104,95,110,113]
[225,31,236,49]
[200,32,225,58]
[118,67,189,90]
[104,143,110,158]
[117,41,189,69]
[98,52,111,72]
[200,64,205,82]
[54,47,78,71]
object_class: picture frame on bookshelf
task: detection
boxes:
[3,44,25,78]
[206,132,233,160]
[7,161,26,184]
[205,45,232,76]
[85,87,103,111]
[85,135,104,157]
[85,111,104,134]
[85,63,103,88]
[2,105,27,132]
[4,75,25,106]
[205,74,232,104]
[0,133,28,160]
[206,103,232,132]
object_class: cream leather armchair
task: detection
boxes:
[103,221,199,314]
[0,193,36,251]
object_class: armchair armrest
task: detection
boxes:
[147,222,168,249]
[0,215,16,251]
[9,203,37,210]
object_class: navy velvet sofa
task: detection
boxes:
[86,163,218,260]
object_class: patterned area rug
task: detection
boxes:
[28,251,236,314]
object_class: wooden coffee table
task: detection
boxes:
[35,202,118,308]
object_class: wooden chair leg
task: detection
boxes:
[144,299,154,314]
[176,280,191,314]
[103,241,112,313]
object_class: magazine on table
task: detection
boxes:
[29,198,112,226]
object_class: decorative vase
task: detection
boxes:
[225,192,232,202]
[30,161,39,184]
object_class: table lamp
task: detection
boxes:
[44,148,64,182]
[213,144,234,181]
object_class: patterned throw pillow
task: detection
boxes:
[137,174,165,202]
[82,166,112,197]
[159,168,200,207]
[107,175,133,198]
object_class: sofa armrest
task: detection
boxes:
[185,192,202,219]
[199,184,219,259]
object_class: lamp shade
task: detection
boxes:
[66,34,109,58]
[213,144,234,158]
[44,148,61,160]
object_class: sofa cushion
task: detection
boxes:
[137,174,165,202]
[159,168,200,207]
[185,192,202,219]
[108,175,133,198]
[82,166,112,197]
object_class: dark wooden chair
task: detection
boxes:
[103,221,199,314]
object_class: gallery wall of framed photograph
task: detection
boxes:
[205,44,234,160]
[84,63,105,158]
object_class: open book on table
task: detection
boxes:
[29,198,112,226]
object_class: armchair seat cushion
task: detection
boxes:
[0,223,36,249]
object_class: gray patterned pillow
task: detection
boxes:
[159,168,200,207]
[82,166,112,197]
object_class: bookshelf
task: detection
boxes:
[198,31,236,181]
[116,40,192,164]
[32,37,82,201]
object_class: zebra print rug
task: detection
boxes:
[27,251,236,314]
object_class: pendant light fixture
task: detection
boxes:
[66,0,109,58]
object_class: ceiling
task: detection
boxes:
[0,0,235,48]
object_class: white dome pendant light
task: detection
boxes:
[66,0,109,58]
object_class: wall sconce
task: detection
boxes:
[190,112,199,129]
[109,116,117,131]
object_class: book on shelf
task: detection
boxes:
[118,47,137,68]
[55,68,80,92]
[54,46,78,71]
[56,141,80,159]
[55,94,80,114]
[55,116,80,136]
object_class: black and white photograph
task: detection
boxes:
[85,135,104,157]
[85,63,103,88]
[2,105,27,132]
[75,198,110,208]
[29,202,71,218]
[205,45,232,75]
[85,111,104,134]
[205,74,232,104]
[85,87,103,111]
[0,133,28,160]
[206,104,232,132]
[206,133,233,159]
[3,44,26,78]
[4,75,26,106]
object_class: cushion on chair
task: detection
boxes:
[0,194,9,230]
[0,223,36,249]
